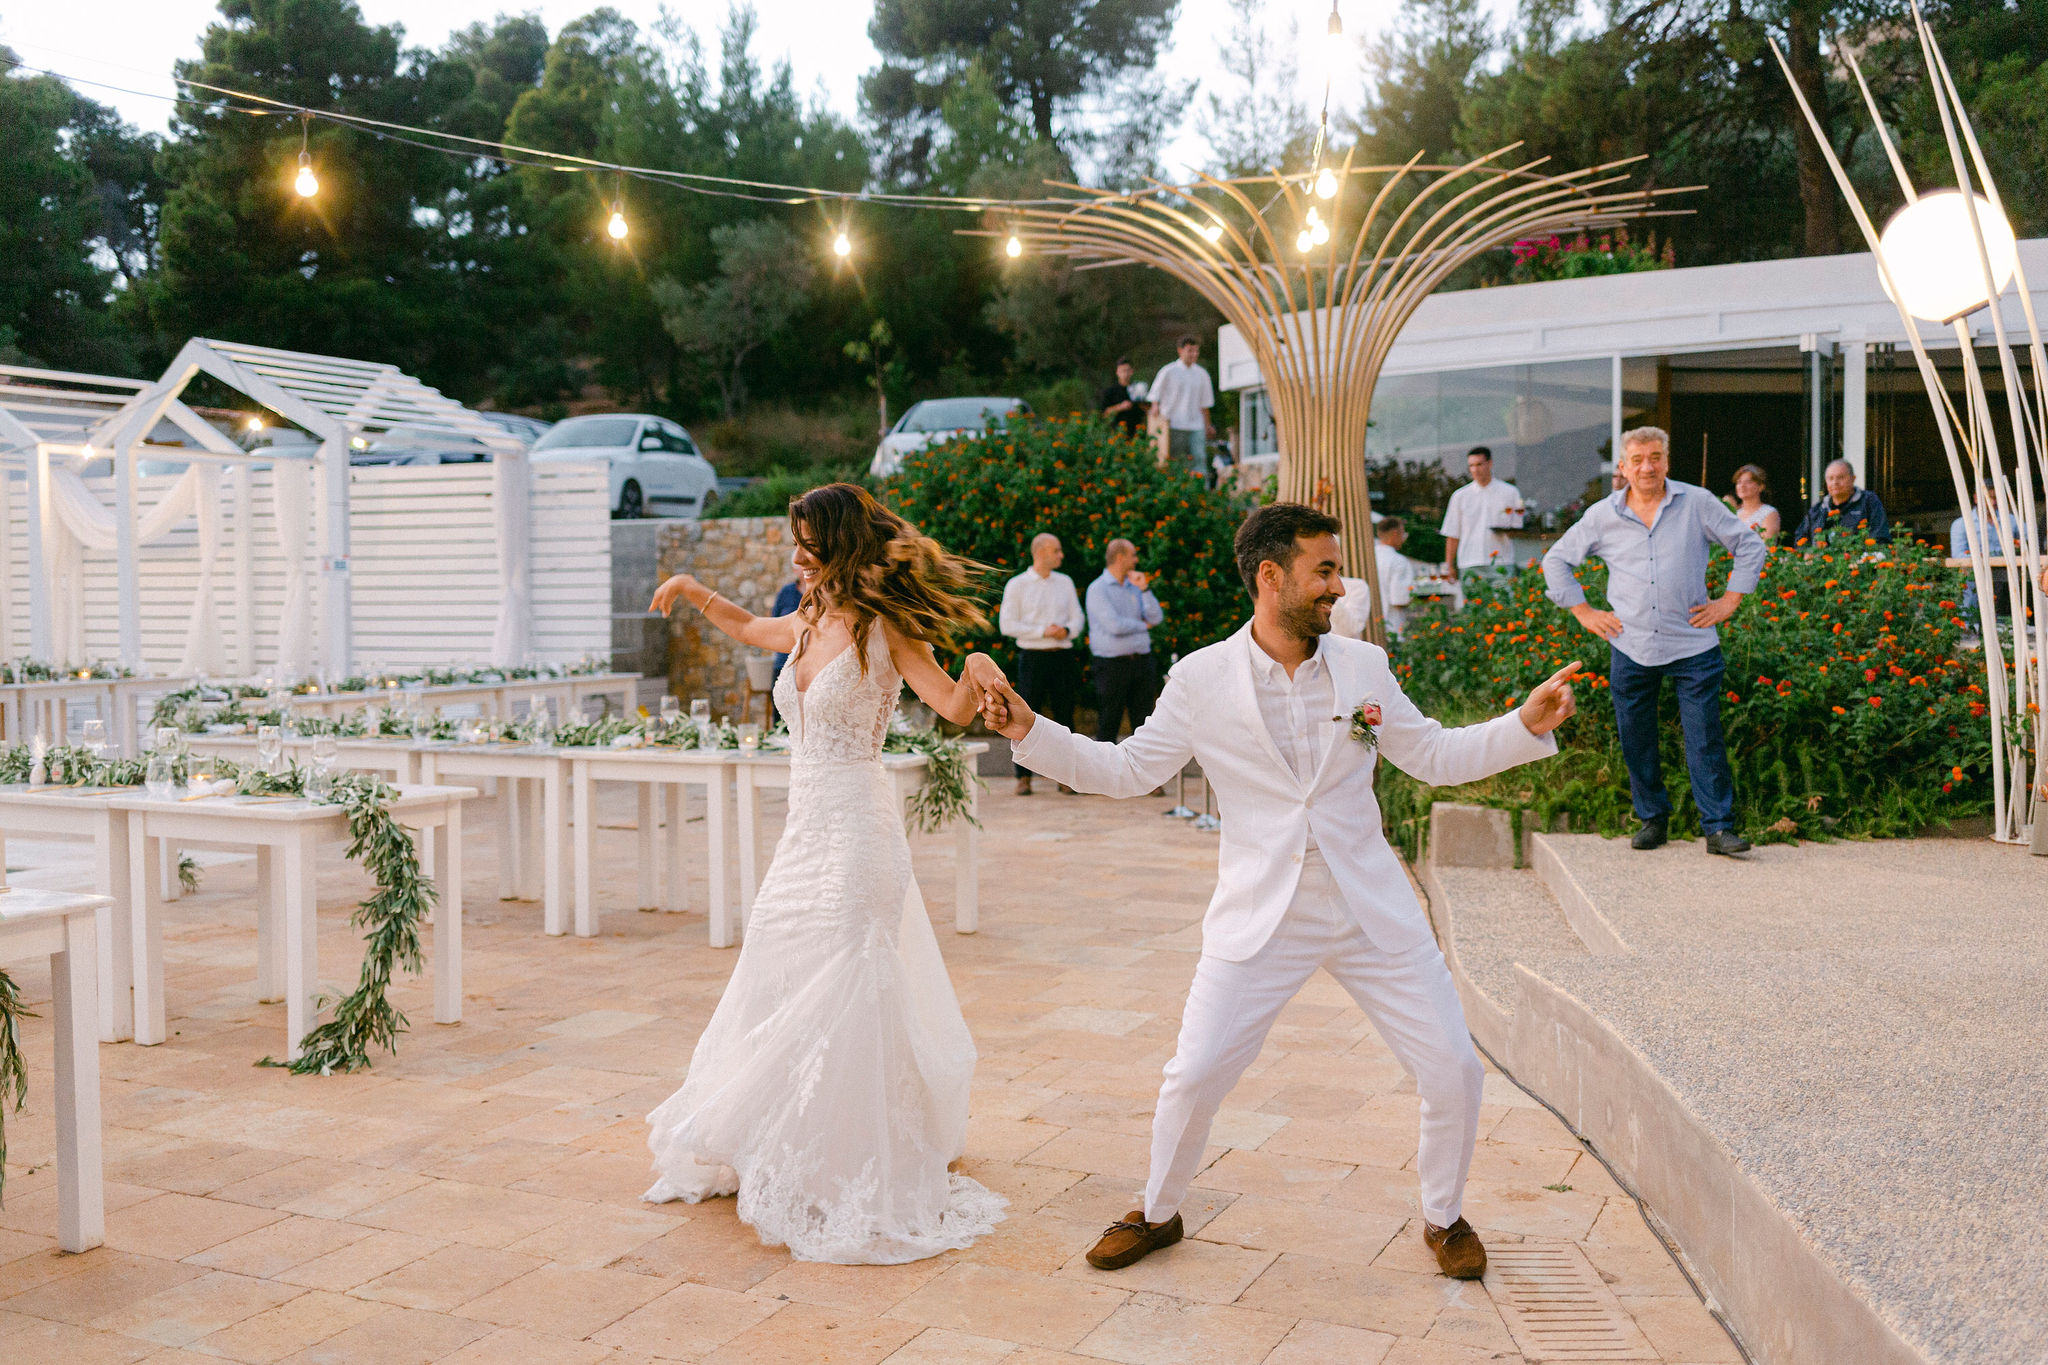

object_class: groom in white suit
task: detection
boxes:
[981,503,1580,1279]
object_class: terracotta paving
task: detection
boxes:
[0,780,1738,1363]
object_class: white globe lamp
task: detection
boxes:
[1878,190,2018,323]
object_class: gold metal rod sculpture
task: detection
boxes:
[973,152,1681,641]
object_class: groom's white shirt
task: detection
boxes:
[1012,622,1555,959]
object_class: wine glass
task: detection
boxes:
[257,725,283,775]
[660,695,680,730]
[306,734,340,801]
[154,725,181,754]
[80,718,108,760]
[145,753,177,800]
[689,697,711,746]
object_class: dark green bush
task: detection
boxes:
[882,415,1256,666]
[1378,533,1997,856]
[708,464,876,519]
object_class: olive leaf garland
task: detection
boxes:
[0,970,31,1204]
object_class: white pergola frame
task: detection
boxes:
[7,340,535,679]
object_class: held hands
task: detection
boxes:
[962,652,1009,693]
[1569,602,1624,641]
[650,573,704,616]
[978,681,1035,742]
[1518,661,1583,737]
[1687,592,1743,628]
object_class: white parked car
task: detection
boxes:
[528,414,720,518]
[869,397,1030,477]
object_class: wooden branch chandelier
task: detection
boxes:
[976,145,1682,641]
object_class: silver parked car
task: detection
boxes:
[869,397,1030,477]
[527,414,720,518]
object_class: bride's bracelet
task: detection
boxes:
[697,590,723,615]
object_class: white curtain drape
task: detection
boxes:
[267,460,314,680]
[490,453,530,666]
[46,463,209,665]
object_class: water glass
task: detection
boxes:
[154,725,181,753]
[306,735,340,801]
[145,753,176,800]
[257,725,283,774]
[689,698,711,745]
[660,696,680,729]
[80,718,108,759]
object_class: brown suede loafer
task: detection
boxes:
[1086,1211,1183,1270]
[1424,1217,1488,1279]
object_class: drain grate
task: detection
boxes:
[1486,1243,1659,1361]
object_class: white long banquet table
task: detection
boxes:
[3,676,190,755]
[0,786,143,1042]
[110,784,474,1063]
[288,672,645,724]
[561,746,733,944]
[183,732,424,783]
[414,746,575,935]
[0,888,108,1251]
[731,742,988,936]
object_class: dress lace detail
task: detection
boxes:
[642,629,1006,1263]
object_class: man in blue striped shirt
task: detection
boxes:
[1086,538,1165,741]
[1541,426,1766,856]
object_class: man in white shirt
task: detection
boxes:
[1439,447,1525,577]
[977,503,1580,1282]
[1374,516,1417,637]
[1148,335,1216,481]
[999,532,1086,795]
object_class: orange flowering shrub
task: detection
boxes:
[1379,536,1994,850]
[882,416,1254,669]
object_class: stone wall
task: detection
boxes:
[656,516,793,718]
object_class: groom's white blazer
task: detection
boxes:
[1012,623,1555,960]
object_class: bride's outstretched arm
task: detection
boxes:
[650,573,802,653]
[884,621,1007,726]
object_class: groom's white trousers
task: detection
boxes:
[1143,855,1484,1229]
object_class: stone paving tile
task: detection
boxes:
[0,782,1731,1365]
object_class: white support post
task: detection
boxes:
[493,447,532,666]
[233,463,254,676]
[27,444,51,662]
[114,444,141,671]
[317,434,351,680]
[1609,354,1623,470]
[1842,339,1868,487]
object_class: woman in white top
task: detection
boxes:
[1728,464,1780,542]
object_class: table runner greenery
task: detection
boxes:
[2,660,136,683]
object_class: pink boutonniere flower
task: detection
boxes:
[1347,699,1383,751]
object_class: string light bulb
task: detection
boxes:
[1201,222,1224,243]
[606,201,629,240]
[1296,228,1315,254]
[1314,167,1338,199]
[246,417,264,431]
[1005,233,1023,258]
[292,116,318,197]
[832,230,852,257]
[1311,219,1331,246]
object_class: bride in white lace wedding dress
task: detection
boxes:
[641,484,1009,1264]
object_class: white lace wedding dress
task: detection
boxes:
[642,627,1006,1263]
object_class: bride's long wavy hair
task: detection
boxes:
[789,483,988,673]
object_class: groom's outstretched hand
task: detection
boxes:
[1518,660,1582,736]
[979,682,1036,742]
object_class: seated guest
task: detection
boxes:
[1727,464,1781,541]
[1950,485,2024,616]
[1794,459,1890,543]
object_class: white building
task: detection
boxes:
[1218,241,2048,550]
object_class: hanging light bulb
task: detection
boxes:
[832,230,852,258]
[291,114,319,198]
[1005,233,1023,258]
[1879,190,2019,322]
[1201,222,1224,243]
[606,201,629,240]
[1314,167,1338,200]
[1305,205,1322,227]
[246,416,264,432]
[1311,219,1331,246]
[1296,228,1315,255]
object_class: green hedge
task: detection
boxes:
[881,416,1255,666]
[1379,533,1998,856]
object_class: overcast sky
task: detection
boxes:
[1,0,1439,180]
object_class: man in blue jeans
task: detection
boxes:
[1541,426,1766,855]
